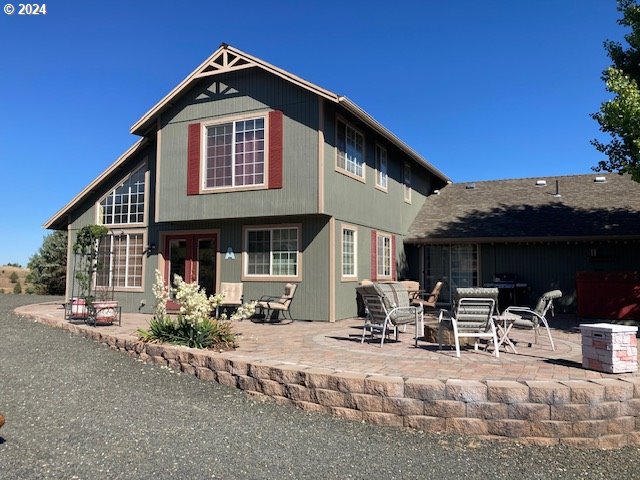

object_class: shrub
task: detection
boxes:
[138,315,236,349]
[138,272,237,350]
[13,282,22,294]
[9,272,18,283]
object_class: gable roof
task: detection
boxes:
[407,174,640,243]
[130,43,449,183]
[43,138,147,230]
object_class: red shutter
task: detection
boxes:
[370,231,377,282]
[268,110,283,189]
[391,235,397,281]
[187,123,201,195]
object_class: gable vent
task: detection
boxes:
[535,179,547,186]
[594,176,607,183]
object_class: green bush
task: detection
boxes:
[13,282,22,294]
[138,315,236,350]
[9,272,18,283]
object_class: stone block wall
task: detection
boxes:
[32,315,640,449]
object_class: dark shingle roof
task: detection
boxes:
[407,174,640,243]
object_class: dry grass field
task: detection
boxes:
[0,265,32,294]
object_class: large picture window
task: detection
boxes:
[95,233,144,289]
[336,119,365,179]
[204,117,265,189]
[376,233,392,279]
[245,226,299,277]
[341,226,357,279]
[99,165,145,225]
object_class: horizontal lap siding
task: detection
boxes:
[158,69,319,222]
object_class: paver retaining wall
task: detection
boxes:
[31,315,640,449]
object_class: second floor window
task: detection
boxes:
[204,117,265,189]
[336,119,365,179]
[375,145,388,190]
[404,163,412,203]
[99,165,145,225]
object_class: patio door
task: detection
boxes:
[165,233,217,299]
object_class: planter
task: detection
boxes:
[69,298,88,320]
[91,301,120,325]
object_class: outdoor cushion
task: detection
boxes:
[372,283,415,325]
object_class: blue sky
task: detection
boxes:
[0,0,625,266]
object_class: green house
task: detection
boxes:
[44,44,449,321]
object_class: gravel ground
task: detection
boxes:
[1,295,639,479]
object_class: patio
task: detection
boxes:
[16,302,640,448]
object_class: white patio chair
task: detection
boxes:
[437,289,499,358]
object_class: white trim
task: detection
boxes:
[200,112,269,192]
[44,139,147,229]
[335,116,366,182]
[376,231,393,280]
[404,162,412,204]
[241,224,302,281]
[95,161,148,227]
[129,44,449,184]
[375,144,388,192]
[340,224,358,281]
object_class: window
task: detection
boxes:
[95,233,144,289]
[204,116,265,189]
[245,226,299,277]
[99,165,145,225]
[375,145,388,190]
[404,163,412,203]
[341,227,357,279]
[376,234,392,279]
[425,244,478,305]
[336,119,365,179]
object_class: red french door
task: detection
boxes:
[165,234,217,302]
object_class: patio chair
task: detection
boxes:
[357,282,423,347]
[410,281,443,315]
[437,287,499,358]
[502,289,561,351]
[217,282,243,317]
[256,283,297,322]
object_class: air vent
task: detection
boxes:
[535,179,547,186]
[594,176,607,183]
[465,183,476,189]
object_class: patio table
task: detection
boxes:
[492,314,518,353]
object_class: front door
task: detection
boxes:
[165,234,217,300]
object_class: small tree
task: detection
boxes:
[72,225,108,303]
[13,282,22,294]
[9,272,18,283]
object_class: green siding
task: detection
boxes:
[158,68,319,222]
[322,102,441,236]
[154,215,330,321]
[66,145,157,314]
[480,241,640,313]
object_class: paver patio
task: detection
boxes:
[17,302,634,382]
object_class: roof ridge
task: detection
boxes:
[450,172,617,185]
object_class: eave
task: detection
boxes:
[43,138,147,230]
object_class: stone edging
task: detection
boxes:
[23,310,640,449]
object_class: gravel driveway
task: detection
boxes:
[1,295,639,479]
